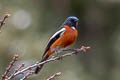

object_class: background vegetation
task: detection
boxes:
[0,0,120,80]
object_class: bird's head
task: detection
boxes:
[64,16,79,28]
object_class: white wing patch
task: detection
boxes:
[50,28,66,40]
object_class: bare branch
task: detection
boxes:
[20,71,34,80]
[2,46,90,80]
[2,54,19,80]
[7,63,25,79]
[0,13,10,32]
[46,72,61,80]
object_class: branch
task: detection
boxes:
[2,54,19,80]
[0,13,10,32]
[46,72,61,80]
[20,71,34,80]
[7,63,25,79]
[2,46,90,80]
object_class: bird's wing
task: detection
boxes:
[42,28,66,58]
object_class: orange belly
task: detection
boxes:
[50,25,78,54]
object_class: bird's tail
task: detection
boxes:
[35,56,49,74]
[35,64,44,74]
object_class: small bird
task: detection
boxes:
[35,16,79,74]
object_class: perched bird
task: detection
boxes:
[35,16,79,74]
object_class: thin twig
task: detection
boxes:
[7,63,25,79]
[20,71,35,80]
[46,72,61,80]
[0,13,10,32]
[2,54,19,80]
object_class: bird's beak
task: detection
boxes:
[76,18,79,21]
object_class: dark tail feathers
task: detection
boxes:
[35,56,49,74]
[35,64,44,74]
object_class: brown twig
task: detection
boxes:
[2,46,90,80]
[20,71,35,80]
[46,72,61,80]
[2,54,19,80]
[0,13,10,32]
[7,63,25,79]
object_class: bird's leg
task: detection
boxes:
[54,47,62,57]
[55,50,63,60]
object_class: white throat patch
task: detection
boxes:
[71,27,75,30]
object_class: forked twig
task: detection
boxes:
[2,54,19,80]
[20,71,34,80]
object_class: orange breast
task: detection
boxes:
[50,25,78,51]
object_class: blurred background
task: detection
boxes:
[0,0,120,80]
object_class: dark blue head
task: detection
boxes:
[64,16,79,27]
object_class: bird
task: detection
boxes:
[35,16,79,74]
